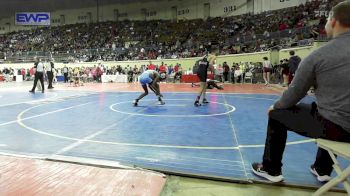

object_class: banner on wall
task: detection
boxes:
[15,12,51,26]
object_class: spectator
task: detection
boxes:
[262,57,272,85]
[159,62,167,74]
[288,50,301,85]
[148,61,156,70]
[223,62,230,82]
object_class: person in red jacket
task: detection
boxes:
[148,61,155,70]
[159,62,167,74]
[21,68,25,80]
[174,64,179,72]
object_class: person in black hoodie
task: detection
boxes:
[288,51,301,85]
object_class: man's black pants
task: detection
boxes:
[47,71,53,88]
[262,103,350,176]
[223,72,228,82]
[64,73,68,83]
[31,72,44,92]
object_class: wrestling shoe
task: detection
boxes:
[194,100,201,107]
[203,99,209,104]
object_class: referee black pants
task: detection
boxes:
[64,73,68,83]
[262,103,350,176]
[31,72,44,92]
[47,71,53,88]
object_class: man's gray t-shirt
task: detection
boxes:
[274,31,350,131]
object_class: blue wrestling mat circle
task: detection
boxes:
[110,99,236,117]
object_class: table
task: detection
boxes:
[16,75,23,82]
[181,74,214,83]
[56,76,64,82]
[101,74,128,83]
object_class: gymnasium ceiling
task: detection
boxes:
[0,0,166,19]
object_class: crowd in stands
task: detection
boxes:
[0,0,341,63]
[0,58,292,85]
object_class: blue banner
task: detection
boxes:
[15,12,51,26]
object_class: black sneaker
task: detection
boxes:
[194,100,201,107]
[310,165,331,182]
[133,100,138,107]
[203,99,209,104]
[29,90,35,93]
[251,163,284,182]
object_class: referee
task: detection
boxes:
[29,59,45,93]
[47,60,54,89]
[63,65,69,83]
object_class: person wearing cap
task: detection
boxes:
[133,69,164,106]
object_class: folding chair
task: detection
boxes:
[313,139,350,196]
[167,73,175,83]
[244,72,253,83]
[234,70,242,83]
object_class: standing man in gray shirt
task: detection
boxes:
[252,1,350,183]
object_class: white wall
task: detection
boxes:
[0,16,28,32]
[271,0,307,10]
[253,0,308,14]
[52,0,250,23]
[177,2,198,20]
[210,0,248,17]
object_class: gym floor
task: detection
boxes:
[0,82,346,195]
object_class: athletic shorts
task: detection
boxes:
[197,72,207,83]
[139,74,153,85]
[263,67,272,73]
